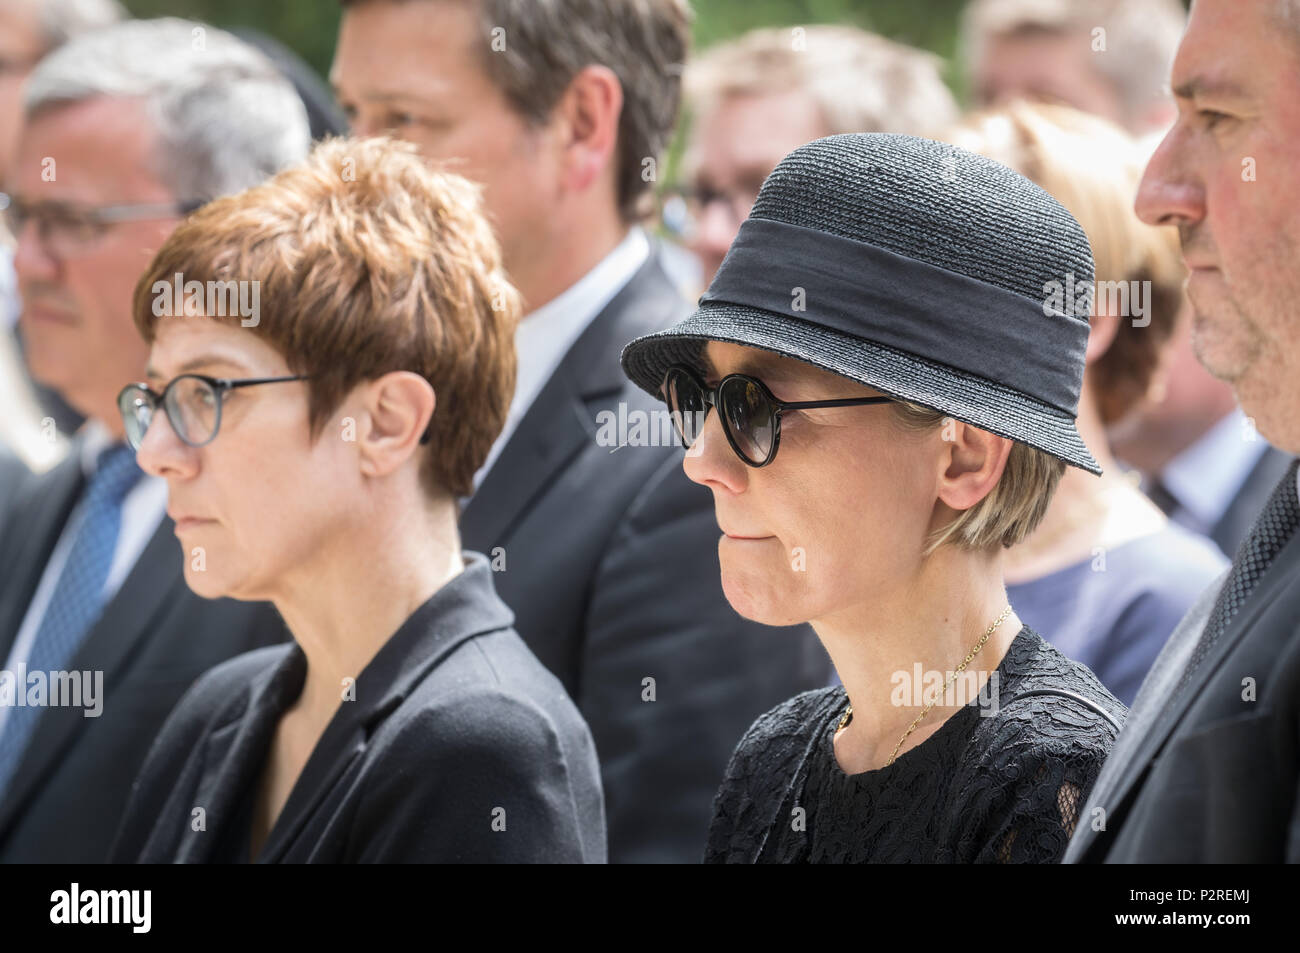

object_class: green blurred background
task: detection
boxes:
[120,0,974,96]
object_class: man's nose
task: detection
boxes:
[12,216,60,283]
[689,202,741,281]
[1135,128,1204,228]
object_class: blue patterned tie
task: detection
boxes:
[0,443,143,794]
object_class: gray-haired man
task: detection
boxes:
[0,18,307,862]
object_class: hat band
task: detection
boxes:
[700,218,1090,416]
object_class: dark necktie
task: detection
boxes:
[1171,457,1300,698]
[1145,475,1181,518]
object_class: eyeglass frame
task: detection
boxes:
[658,184,759,242]
[662,363,894,468]
[0,192,204,256]
[118,372,436,452]
[118,374,310,452]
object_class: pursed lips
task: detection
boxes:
[169,512,216,531]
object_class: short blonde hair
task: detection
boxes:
[686,25,958,139]
[134,135,520,500]
[889,401,1066,556]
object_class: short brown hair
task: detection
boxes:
[133,135,520,499]
[340,0,691,222]
[950,101,1186,426]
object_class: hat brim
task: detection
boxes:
[620,303,1103,475]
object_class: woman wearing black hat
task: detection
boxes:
[622,133,1126,863]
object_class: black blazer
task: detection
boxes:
[1212,445,1295,557]
[0,446,28,541]
[0,445,287,863]
[460,245,832,862]
[109,552,606,863]
[1066,459,1300,862]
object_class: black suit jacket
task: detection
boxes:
[1212,445,1294,557]
[460,245,832,863]
[0,447,286,863]
[0,446,28,541]
[1066,459,1300,862]
[109,552,606,863]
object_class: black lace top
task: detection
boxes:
[704,625,1126,863]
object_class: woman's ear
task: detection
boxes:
[935,421,1014,513]
[356,371,435,479]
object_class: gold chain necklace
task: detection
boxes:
[835,605,1014,768]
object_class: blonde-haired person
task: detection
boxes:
[623,132,1125,863]
[948,102,1229,706]
[108,137,604,863]
[675,24,958,284]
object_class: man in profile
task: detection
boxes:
[1066,0,1300,862]
[333,0,832,862]
[0,18,305,862]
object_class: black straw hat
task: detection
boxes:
[622,133,1102,474]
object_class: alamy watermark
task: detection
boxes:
[151,272,260,327]
[0,665,103,717]
[1043,272,1151,327]
[596,404,705,453]
[891,665,1001,718]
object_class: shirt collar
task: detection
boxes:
[78,418,117,476]
[522,226,649,330]
[1161,406,1271,528]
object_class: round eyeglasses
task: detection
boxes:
[662,363,894,467]
[116,374,308,451]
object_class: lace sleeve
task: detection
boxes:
[955,697,1119,864]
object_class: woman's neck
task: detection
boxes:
[270,494,464,723]
[814,545,1019,775]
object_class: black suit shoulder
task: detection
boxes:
[355,630,605,862]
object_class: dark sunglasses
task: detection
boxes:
[662,363,894,467]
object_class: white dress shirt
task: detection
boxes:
[472,227,650,490]
[1158,407,1271,536]
[0,421,167,734]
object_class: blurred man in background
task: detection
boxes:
[0,18,305,862]
[962,0,1282,552]
[677,25,958,284]
[333,0,832,862]
[0,0,125,479]
[962,0,1184,140]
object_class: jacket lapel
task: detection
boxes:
[177,648,301,862]
[0,516,183,835]
[0,454,85,660]
[460,246,687,551]
[256,554,514,862]
[1074,528,1300,860]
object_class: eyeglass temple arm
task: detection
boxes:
[777,396,894,410]
[216,375,311,390]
